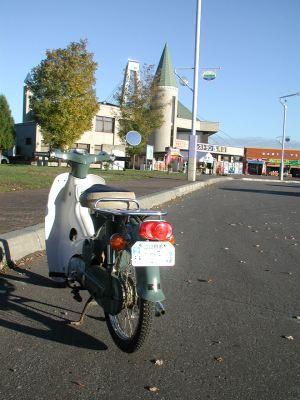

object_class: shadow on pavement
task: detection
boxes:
[268,184,300,189]
[220,187,300,197]
[0,276,108,351]
[4,264,64,288]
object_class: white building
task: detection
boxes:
[15,44,220,160]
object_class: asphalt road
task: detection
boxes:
[0,180,299,400]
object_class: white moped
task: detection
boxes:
[45,135,175,352]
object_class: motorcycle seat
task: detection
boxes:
[80,184,136,210]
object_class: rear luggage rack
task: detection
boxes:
[93,198,167,217]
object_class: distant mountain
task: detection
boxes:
[209,136,300,149]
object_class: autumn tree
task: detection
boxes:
[0,95,15,159]
[28,40,98,149]
[115,64,165,156]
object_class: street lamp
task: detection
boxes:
[278,92,300,181]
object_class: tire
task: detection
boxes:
[105,298,154,353]
[1,160,7,164]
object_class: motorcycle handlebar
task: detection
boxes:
[48,149,115,164]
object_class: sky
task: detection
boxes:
[0,0,299,148]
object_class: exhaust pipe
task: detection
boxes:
[155,301,166,317]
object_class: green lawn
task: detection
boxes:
[0,165,185,192]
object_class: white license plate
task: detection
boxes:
[131,241,175,267]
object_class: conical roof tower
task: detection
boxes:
[155,44,177,88]
[152,44,178,153]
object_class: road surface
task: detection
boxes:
[0,180,299,399]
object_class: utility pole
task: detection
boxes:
[278,92,299,181]
[187,0,202,182]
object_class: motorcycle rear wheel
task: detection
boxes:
[105,298,154,353]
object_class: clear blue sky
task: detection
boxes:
[0,0,299,146]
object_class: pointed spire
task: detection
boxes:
[155,44,177,88]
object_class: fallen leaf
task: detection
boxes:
[214,356,224,363]
[146,386,159,393]
[197,278,213,283]
[281,335,294,340]
[210,340,221,345]
[73,380,85,388]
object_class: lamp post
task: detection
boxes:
[187,0,202,182]
[278,92,299,181]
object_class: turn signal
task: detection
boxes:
[168,234,176,244]
[110,234,127,250]
[139,220,173,241]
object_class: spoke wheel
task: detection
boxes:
[105,255,154,353]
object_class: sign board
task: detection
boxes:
[197,143,227,154]
[175,139,189,150]
[146,145,154,160]
[202,71,217,81]
[268,159,300,166]
[174,141,244,156]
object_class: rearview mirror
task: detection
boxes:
[126,131,142,146]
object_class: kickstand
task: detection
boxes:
[70,295,96,327]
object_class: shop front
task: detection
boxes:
[174,140,244,175]
[244,147,300,177]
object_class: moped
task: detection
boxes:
[45,134,175,352]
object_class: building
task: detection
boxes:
[15,44,220,163]
[244,147,300,176]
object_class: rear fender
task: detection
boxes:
[135,266,165,302]
[118,249,165,302]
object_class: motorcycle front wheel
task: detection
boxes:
[105,298,154,353]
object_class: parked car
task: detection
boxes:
[0,155,9,164]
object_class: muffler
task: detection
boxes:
[155,301,166,317]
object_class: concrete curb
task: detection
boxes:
[0,177,231,265]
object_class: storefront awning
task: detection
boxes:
[247,160,264,165]
[198,152,214,163]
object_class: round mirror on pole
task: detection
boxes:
[126,131,142,146]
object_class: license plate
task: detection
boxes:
[131,241,175,267]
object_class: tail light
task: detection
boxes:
[139,220,173,241]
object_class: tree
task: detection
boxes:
[29,39,98,149]
[115,64,165,157]
[0,95,15,158]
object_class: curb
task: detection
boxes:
[0,177,231,265]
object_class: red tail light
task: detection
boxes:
[139,220,173,241]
